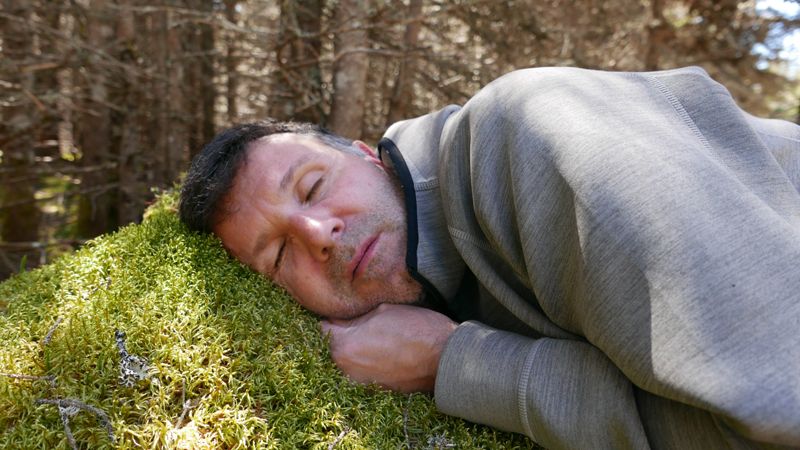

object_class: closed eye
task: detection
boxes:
[273,239,286,272]
[306,178,323,202]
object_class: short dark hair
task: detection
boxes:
[179,119,355,233]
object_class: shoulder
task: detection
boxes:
[382,105,461,183]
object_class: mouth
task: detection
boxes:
[349,234,379,282]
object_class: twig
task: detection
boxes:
[0,12,153,80]
[22,86,47,112]
[174,396,199,429]
[0,182,120,210]
[58,405,78,450]
[327,426,350,450]
[43,317,63,346]
[36,398,115,443]
[1,161,119,184]
[0,240,86,251]
[403,395,412,449]
[331,47,411,63]
[0,249,16,275]
[175,378,187,428]
[19,61,62,73]
[0,372,56,388]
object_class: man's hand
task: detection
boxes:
[320,303,458,393]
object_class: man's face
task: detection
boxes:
[214,134,422,319]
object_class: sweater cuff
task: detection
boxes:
[434,320,540,437]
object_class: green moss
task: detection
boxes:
[0,191,537,449]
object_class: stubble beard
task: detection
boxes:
[323,171,424,318]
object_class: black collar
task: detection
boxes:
[377,137,450,315]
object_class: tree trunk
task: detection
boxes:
[200,19,216,146]
[387,0,423,125]
[225,0,239,122]
[151,8,169,189]
[165,9,186,186]
[269,0,324,123]
[645,0,672,71]
[56,9,76,163]
[0,0,42,279]
[1,0,41,245]
[185,10,203,158]
[114,0,144,226]
[329,0,370,139]
[148,8,185,189]
[77,0,114,238]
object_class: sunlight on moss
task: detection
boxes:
[0,190,538,449]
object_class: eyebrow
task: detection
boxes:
[250,154,314,261]
[279,154,313,192]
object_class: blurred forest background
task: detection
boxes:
[1,0,799,281]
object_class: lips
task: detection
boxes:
[349,234,379,281]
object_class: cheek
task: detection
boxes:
[290,283,332,317]
[281,261,327,303]
[338,173,379,197]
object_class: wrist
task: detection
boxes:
[426,319,458,392]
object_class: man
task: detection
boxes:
[180,67,800,449]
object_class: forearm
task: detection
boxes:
[435,321,650,450]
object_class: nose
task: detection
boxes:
[288,211,343,262]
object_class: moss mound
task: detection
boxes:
[0,191,536,449]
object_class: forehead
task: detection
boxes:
[246,133,333,169]
[223,133,332,208]
[231,134,335,195]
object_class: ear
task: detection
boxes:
[353,140,383,166]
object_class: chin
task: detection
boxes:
[328,299,375,320]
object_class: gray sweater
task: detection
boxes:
[381,67,800,450]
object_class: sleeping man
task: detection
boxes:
[179,67,800,450]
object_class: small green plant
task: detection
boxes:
[0,190,538,449]
[17,254,27,274]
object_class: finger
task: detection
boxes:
[320,319,349,336]
[325,317,351,326]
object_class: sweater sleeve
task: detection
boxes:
[435,321,650,450]
[437,67,800,447]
